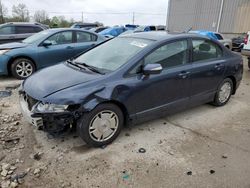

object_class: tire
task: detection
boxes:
[212,78,233,106]
[77,103,124,147]
[11,58,35,80]
[248,58,250,70]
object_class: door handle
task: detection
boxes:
[66,46,74,49]
[178,71,190,79]
[214,63,222,70]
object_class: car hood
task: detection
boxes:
[0,42,29,50]
[23,63,102,100]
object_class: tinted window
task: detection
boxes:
[0,26,14,35]
[192,39,223,62]
[46,31,73,45]
[76,31,96,42]
[215,33,223,40]
[144,40,188,69]
[16,26,40,34]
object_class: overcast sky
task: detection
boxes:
[2,0,169,26]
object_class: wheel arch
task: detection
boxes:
[83,99,129,126]
[7,56,37,75]
[225,75,236,95]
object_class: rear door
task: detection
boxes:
[15,25,42,41]
[73,31,99,57]
[189,38,225,102]
[37,31,74,68]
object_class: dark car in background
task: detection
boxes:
[71,23,99,30]
[19,32,243,147]
[0,22,48,44]
[0,28,106,79]
[232,36,245,52]
[90,26,109,33]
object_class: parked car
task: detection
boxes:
[190,30,232,50]
[19,32,243,147]
[71,23,99,30]
[90,26,109,33]
[232,36,244,52]
[0,28,106,79]
[0,22,48,44]
[99,26,127,37]
[121,25,157,36]
[241,31,250,68]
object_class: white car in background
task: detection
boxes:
[241,31,250,69]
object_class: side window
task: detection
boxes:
[144,40,188,69]
[215,33,223,40]
[0,26,14,35]
[46,31,73,45]
[192,39,223,62]
[76,32,96,42]
[16,26,37,34]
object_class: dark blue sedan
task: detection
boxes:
[0,28,106,79]
[19,32,243,147]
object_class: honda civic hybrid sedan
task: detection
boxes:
[19,32,243,147]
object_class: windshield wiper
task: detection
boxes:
[66,60,87,70]
[73,61,105,75]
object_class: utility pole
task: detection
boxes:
[166,0,171,31]
[132,12,135,25]
[81,12,83,23]
[216,0,224,32]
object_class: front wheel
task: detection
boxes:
[212,78,233,106]
[11,58,35,80]
[77,103,124,147]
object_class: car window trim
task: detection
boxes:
[73,30,98,43]
[38,30,74,46]
[124,38,191,78]
[191,37,224,64]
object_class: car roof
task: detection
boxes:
[44,28,98,34]
[119,31,211,41]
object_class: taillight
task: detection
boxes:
[244,34,249,45]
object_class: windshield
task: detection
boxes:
[74,37,153,72]
[22,30,50,44]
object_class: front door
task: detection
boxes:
[37,31,75,68]
[125,39,192,122]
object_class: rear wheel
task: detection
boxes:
[212,78,233,106]
[77,103,124,147]
[11,58,35,80]
[248,58,250,70]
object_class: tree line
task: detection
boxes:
[0,1,101,28]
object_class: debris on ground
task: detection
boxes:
[138,148,146,153]
[210,170,215,174]
[187,171,192,175]
[125,133,130,136]
[222,154,228,159]
[0,90,12,98]
[122,170,130,180]
[33,152,43,161]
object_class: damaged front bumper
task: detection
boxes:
[19,91,81,133]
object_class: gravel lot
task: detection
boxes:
[0,57,250,188]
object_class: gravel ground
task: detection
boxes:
[0,57,250,188]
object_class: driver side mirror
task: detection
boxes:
[42,40,52,47]
[143,64,163,75]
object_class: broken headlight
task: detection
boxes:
[35,102,68,113]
